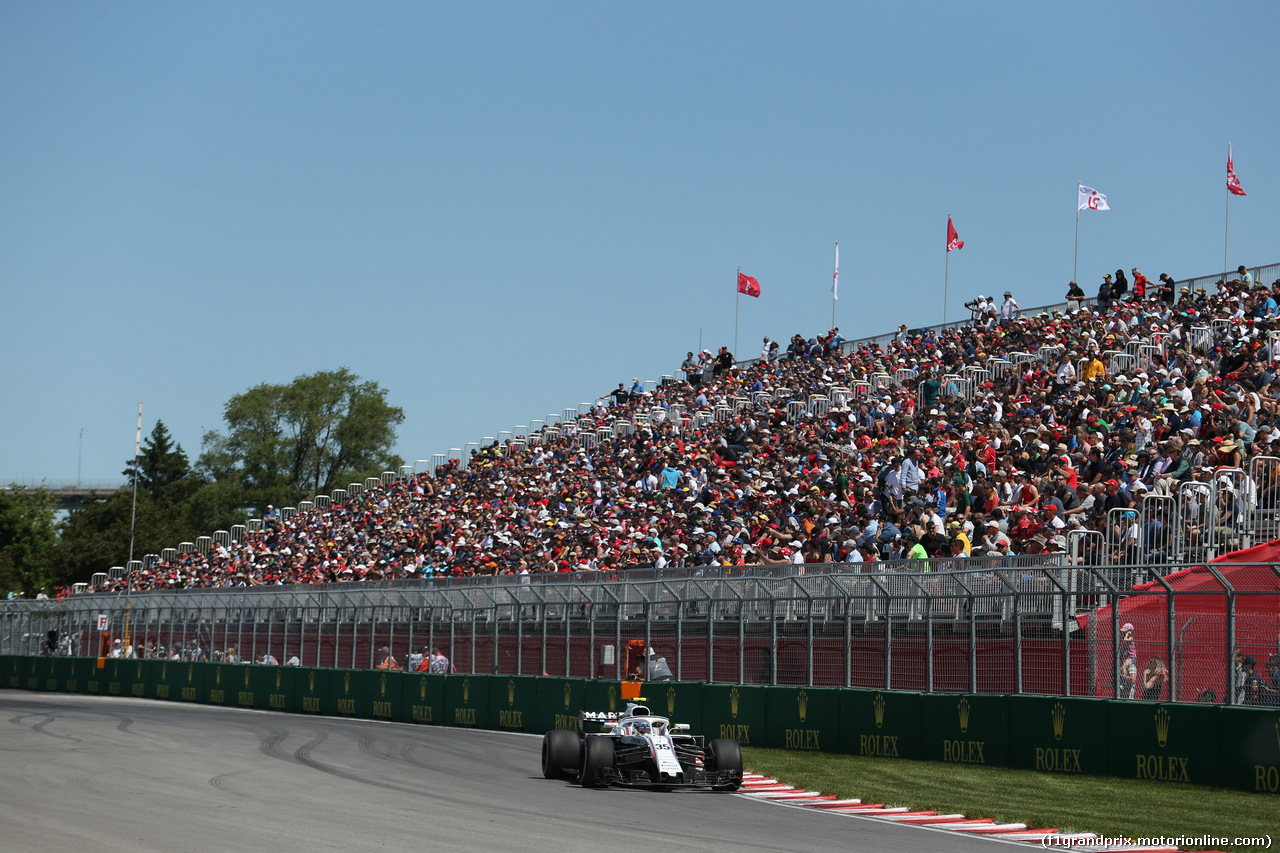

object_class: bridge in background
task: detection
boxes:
[0,482,127,509]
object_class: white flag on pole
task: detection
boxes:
[1078,185,1110,211]
[832,243,839,300]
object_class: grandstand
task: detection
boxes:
[80,260,1280,594]
[13,260,1279,706]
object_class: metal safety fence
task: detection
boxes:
[10,559,1277,707]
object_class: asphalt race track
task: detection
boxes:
[0,691,1015,853]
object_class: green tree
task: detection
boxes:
[197,368,404,511]
[123,420,196,503]
[39,490,198,588]
[0,485,59,595]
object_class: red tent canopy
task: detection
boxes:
[1076,540,1280,702]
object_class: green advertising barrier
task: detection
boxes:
[1108,701,1221,788]
[2,656,16,689]
[41,656,63,692]
[488,675,539,732]
[765,686,841,752]
[204,662,239,706]
[582,679,627,716]
[402,673,444,724]
[444,674,489,728]
[701,683,766,748]
[103,656,135,698]
[839,689,924,760]
[246,664,294,712]
[322,668,402,720]
[1220,707,1280,794]
[151,655,180,696]
[290,667,329,715]
[170,661,203,703]
[84,657,106,695]
[534,677,586,733]
[24,656,41,691]
[651,681,703,736]
[64,658,91,694]
[1007,695,1109,776]
[921,693,1010,768]
[131,660,159,700]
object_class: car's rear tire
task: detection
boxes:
[542,730,580,780]
[705,738,742,791]
[579,735,614,789]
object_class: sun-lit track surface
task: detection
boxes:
[0,691,1015,853]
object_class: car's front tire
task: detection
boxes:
[705,738,743,791]
[579,735,614,789]
[542,729,580,780]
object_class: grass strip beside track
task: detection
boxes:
[743,748,1271,852]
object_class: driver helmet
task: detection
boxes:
[633,721,650,734]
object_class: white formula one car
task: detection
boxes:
[541,702,743,790]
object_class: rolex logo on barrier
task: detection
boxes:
[667,687,676,716]
[420,680,426,700]
[1052,702,1067,741]
[187,665,194,683]
[607,684,617,711]
[276,670,282,690]
[730,686,740,719]
[563,682,572,709]
[380,673,387,696]
[508,679,515,706]
[344,671,351,694]
[797,690,809,724]
[136,662,142,678]
[216,667,221,686]
[1155,707,1170,748]
[874,693,886,729]
[244,668,250,688]
[309,672,316,692]
[162,663,167,680]
[958,697,971,734]
[463,677,470,703]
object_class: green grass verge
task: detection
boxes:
[743,748,1274,852]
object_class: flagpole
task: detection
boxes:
[831,241,838,328]
[1074,181,1081,283]
[943,214,950,325]
[734,265,740,358]
[1224,142,1231,275]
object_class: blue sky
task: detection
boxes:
[3,2,1277,487]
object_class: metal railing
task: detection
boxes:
[10,559,1277,707]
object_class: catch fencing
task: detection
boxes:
[9,558,1277,706]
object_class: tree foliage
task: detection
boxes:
[0,485,58,596]
[197,368,404,511]
[123,420,196,503]
[24,370,403,588]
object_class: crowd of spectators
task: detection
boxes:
[94,264,1280,592]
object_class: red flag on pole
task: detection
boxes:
[737,271,761,298]
[1228,147,1247,196]
[946,216,964,252]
